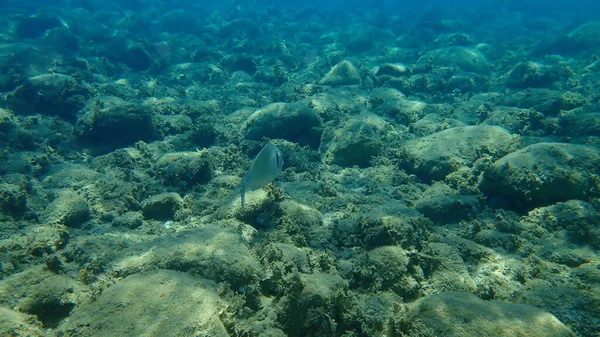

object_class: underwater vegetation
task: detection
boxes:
[0,0,599,336]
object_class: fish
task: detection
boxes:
[241,143,284,208]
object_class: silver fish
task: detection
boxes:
[241,143,284,208]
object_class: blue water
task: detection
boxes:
[0,0,599,336]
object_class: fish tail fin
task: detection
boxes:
[241,178,246,209]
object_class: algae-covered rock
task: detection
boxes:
[0,307,44,337]
[110,224,262,292]
[18,274,78,328]
[141,192,183,220]
[320,60,361,86]
[76,96,157,149]
[392,292,575,337]
[15,13,64,39]
[505,62,559,89]
[336,206,429,249]
[243,102,323,148]
[278,199,325,246]
[375,63,410,77]
[417,46,490,74]
[323,118,382,167]
[480,142,600,209]
[155,151,213,187]
[560,112,600,138]
[415,195,479,224]
[419,242,477,293]
[282,272,346,337]
[358,245,418,298]
[522,200,600,247]
[7,74,90,121]
[112,211,143,229]
[43,190,90,228]
[0,181,27,216]
[55,270,228,337]
[502,88,578,115]
[403,125,517,181]
[25,225,70,257]
[375,99,446,126]
[568,21,600,51]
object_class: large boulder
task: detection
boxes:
[322,118,383,167]
[417,47,490,74]
[155,151,213,187]
[480,142,600,209]
[76,96,157,149]
[7,74,90,121]
[55,270,228,336]
[391,292,574,337]
[403,125,517,181]
[243,102,323,148]
[320,60,361,86]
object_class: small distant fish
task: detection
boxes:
[241,143,284,208]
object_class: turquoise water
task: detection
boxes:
[0,1,598,336]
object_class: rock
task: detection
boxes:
[403,125,517,181]
[482,106,531,133]
[502,89,585,116]
[375,99,451,126]
[141,192,183,220]
[279,200,324,245]
[526,200,600,247]
[15,13,64,39]
[434,33,473,47]
[447,72,488,92]
[480,142,600,209]
[334,206,429,249]
[568,21,600,51]
[40,27,79,54]
[155,114,193,136]
[76,96,157,149]
[7,74,90,121]
[411,113,464,136]
[243,102,323,147]
[322,118,382,167]
[415,195,479,224]
[391,292,575,337]
[560,112,600,138]
[102,39,151,71]
[55,270,228,336]
[112,211,143,229]
[43,190,90,228]
[362,246,416,296]
[18,275,77,328]
[111,225,263,292]
[320,60,361,86]
[0,43,56,92]
[417,46,490,74]
[474,230,520,252]
[25,225,69,257]
[0,307,44,337]
[375,63,410,77]
[155,151,213,187]
[0,181,27,216]
[505,62,560,89]
[282,272,346,336]
[224,55,257,74]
